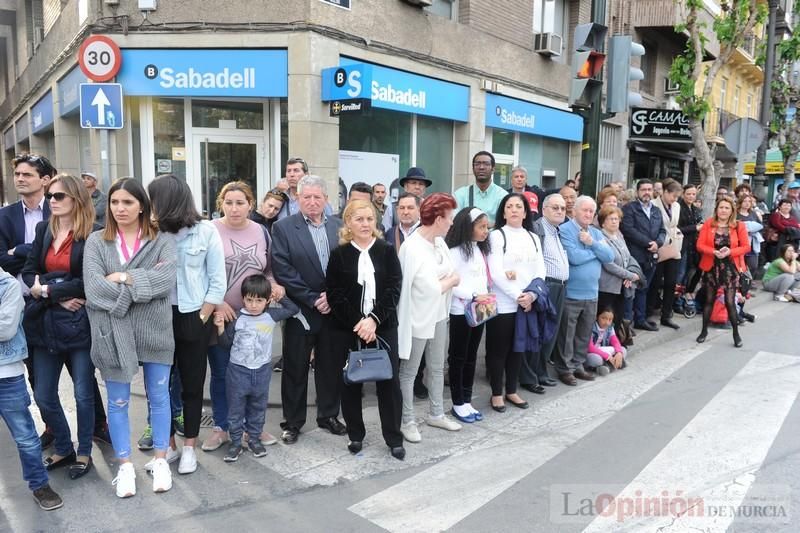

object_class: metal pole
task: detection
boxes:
[579,0,606,197]
[99,129,111,192]
[754,0,779,196]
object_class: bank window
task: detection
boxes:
[340,107,412,179]
[191,100,263,130]
[416,115,453,194]
[425,0,458,21]
[153,98,186,180]
[492,129,515,155]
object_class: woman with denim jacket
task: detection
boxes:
[21,174,97,480]
[148,174,227,474]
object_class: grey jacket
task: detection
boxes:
[83,230,177,383]
[599,231,638,295]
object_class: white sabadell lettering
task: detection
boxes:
[500,109,535,128]
[371,81,426,109]
[159,67,254,90]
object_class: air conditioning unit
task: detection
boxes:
[403,0,434,6]
[664,77,680,94]
[534,32,563,57]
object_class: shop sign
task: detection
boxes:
[630,107,692,142]
[742,161,800,175]
[58,66,88,116]
[322,60,469,122]
[484,93,582,142]
[31,91,55,134]
[117,49,288,97]
[329,98,371,116]
[15,113,30,142]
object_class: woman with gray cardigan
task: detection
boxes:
[83,178,177,499]
[598,206,639,339]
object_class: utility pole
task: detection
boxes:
[579,0,606,197]
[754,0,779,197]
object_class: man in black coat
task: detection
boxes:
[271,175,346,444]
[621,179,666,331]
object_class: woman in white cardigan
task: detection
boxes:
[650,178,683,330]
[486,193,546,412]
[397,193,462,444]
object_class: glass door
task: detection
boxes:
[192,135,265,218]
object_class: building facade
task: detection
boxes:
[1,0,593,213]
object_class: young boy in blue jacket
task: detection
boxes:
[0,267,63,510]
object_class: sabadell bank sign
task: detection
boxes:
[117,49,288,97]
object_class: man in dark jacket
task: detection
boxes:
[621,179,666,331]
[507,166,545,220]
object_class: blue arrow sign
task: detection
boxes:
[79,83,123,129]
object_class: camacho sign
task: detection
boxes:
[630,107,692,142]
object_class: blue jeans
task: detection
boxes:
[145,364,183,425]
[226,362,272,446]
[207,344,231,431]
[33,348,95,457]
[106,363,171,458]
[634,263,657,324]
[0,374,49,491]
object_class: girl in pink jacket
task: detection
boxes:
[586,308,627,376]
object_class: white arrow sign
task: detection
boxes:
[91,88,110,126]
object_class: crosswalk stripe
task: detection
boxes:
[347,344,713,533]
[581,350,799,532]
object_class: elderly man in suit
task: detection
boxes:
[271,175,346,444]
[621,179,666,331]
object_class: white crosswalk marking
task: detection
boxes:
[347,345,713,533]
[582,351,799,532]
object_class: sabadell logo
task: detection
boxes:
[496,106,502,116]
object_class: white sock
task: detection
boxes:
[465,403,480,414]
[453,404,472,417]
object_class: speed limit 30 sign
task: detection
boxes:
[78,35,122,82]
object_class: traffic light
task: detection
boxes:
[606,35,645,113]
[569,23,607,109]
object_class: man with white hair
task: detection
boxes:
[271,175,345,444]
[81,172,106,226]
[555,195,614,386]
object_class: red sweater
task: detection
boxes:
[769,211,800,233]
[696,219,749,273]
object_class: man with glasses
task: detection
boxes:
[454,151,508,225]
[520,194,569,393]
[81,171,106,227]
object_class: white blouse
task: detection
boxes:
[449,243,489,316]
[487,225,546,314]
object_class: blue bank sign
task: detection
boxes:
[31,91,55,134]
[485,93,582,142]
[322,60,469,122]
[117,49,288,97]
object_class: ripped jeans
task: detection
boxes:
[106,363,172,459]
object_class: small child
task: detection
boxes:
[215,274,298,462]
[586,307,627,376]
[0,267,63,510]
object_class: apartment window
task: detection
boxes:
[425,0,458,20]
[25,0,45,55]
[746,93,754,118]
[533,0,568,61]
[733,85,740,114]
[640,40,657,95]
[720,77,728,109]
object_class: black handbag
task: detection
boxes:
[343,336,393,385]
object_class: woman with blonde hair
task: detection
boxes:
[326,199,405,459]
[22,174,99,480]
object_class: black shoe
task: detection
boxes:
[742,312,756,323]
[281,427,299,444]
[660,318,680,330]
[68,458,92,480]
[273,357,283,372]
[413,379,429,400]
[696,331,708,344]
[250,440,267,458]
[223,443,243,462]
[491,402,506,413]
[32,484,63,511]
[520,383,546,395]
[347,440,363,454]
[390,446,406,461]
[540,377,558,387]
[318,417,347,435]
[505,396,530,409]
[43,451,76,471]
[92,423,112,445]
[733,333,743,348]
[39,429,55,450]
[634,322,659,332]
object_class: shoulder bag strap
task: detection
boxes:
[469,185,474,208]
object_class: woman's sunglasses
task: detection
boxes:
[45,192,71,201]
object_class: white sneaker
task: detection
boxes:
[151,458,173,493]
[775,295,791,302]
[112,462,136,498]
[400,422,422,443]
[426,415,462,432]
[144,445,180,472]
[177,446,197,474]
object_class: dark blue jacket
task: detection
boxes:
[513,278,558,353]
[621,201,666,268]
[0,200,51,277]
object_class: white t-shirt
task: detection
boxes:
[449,243,489,316]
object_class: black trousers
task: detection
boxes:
[171,307,213,439]
[448,314,484,405]
[648,258,679,320]
[336,327,402,448]
[25,341,107,429]
[484,313,522,396]
[281,316,342,430]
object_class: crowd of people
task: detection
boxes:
[0,150,796,512]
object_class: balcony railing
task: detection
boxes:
[705,107,741,139]
[739,33,761,59]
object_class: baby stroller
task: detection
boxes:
[672,284,697,318]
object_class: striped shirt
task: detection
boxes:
[304,214,330,272]
[541,218,570,281]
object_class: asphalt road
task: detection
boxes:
[1,290,798,532]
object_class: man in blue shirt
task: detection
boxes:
[454,151,508,226]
